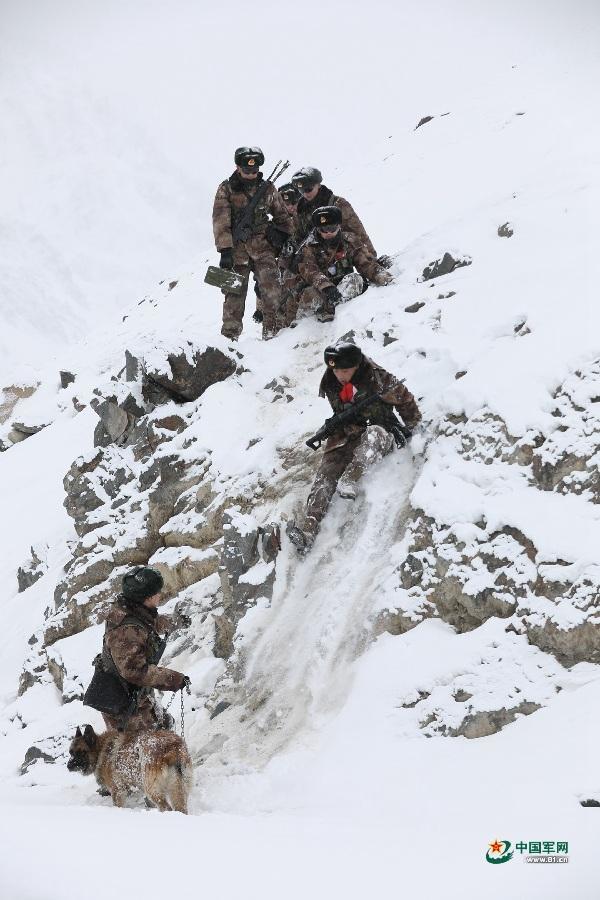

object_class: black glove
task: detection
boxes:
[219,249,234,270]
[266,224,287,253]
[390,423,408,448]
[181,675,192,694]
[323,285,342,306]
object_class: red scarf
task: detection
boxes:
[339,382,356,404]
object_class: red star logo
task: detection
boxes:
[489,840,503,854]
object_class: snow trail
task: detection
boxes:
[198,444,422,768]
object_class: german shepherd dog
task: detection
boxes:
[67,725,193,813]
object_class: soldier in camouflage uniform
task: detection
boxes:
[253,181,301,324]
[101,567,189,733]
[292,166,379,257]
[278,182,301,225]
[287,342,421,554]
[284,206,393,324]
[213,146,293,340]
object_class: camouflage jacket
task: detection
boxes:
[103,599,184,691]
[296,184,377,255]
[213,171,293,251]
[319,356,422,438]
[298,231,392,292]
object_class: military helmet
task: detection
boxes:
[122,566,164,602]
[279,182,300,204]
[324,341,363,369]
[312,205,342,229]
[234,146,265,168]
[292,166,323,191]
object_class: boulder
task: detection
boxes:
[17,545,47,593]
[421,252,472,282]
[60,371,76,389]
[142,345,237,404]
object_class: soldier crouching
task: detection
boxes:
[287,341,421,554]
[86,566,190,733]
[284,206,393,325]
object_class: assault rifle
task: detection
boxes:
[306,393,413,451]
[232,159,290,244]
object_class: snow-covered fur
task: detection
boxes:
[67,724,193,813]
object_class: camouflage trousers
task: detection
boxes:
[102,692,173,734]
[301,426,393,538]
[222,235,285,340]
[281,273,364,326]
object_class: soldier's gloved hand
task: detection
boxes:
[180,675,192,695]
[323,285,342,306]
[281,238,295,258]
[219,249,234,270]
[266,224,288,253]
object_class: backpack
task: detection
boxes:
[83,613,165,718]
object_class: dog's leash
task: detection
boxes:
[164,684,191,738]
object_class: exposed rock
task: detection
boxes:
[453,689,473,702]
[213,613,235,659]
[498,222,514,238]
[8,420,49,443]
[384,511,536,633]
[405,301,425,313]
[421,252,472,282]
[18,652,49,696]
[518,566,600,666]
[415,115,434,130]
[20,733,70,775]
[63,450,106,536]
[142,345,237,404]
[150,546,220,596]
[0,384,37,425]
[450,701,541,738]
[125,349,141,382]
[531,360,600,500]
[60,371,76,389]
[17,545,47,593]
[91,399,129,443]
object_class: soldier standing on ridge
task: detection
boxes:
[213,147,293,341]
[285,206,393,324]
[287,341,421,555]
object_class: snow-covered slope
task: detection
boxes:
[1,3,600,899]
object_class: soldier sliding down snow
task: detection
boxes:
[287,341,421,554]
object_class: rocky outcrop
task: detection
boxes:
[142,344,238,404]
[0,384,37,425]
[421,252,472,282]
[531,360,600,500]
[17,545,47,593]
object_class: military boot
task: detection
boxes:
[316,303,335,323]
[286,521,314,555]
